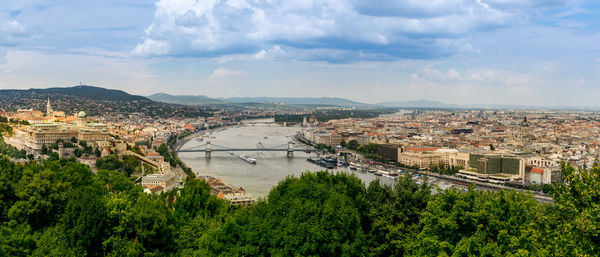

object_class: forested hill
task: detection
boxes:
[0,85,150,102]
[0,86,210,118]
[0,156,598,256]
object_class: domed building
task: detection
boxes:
[23,109,110,154]
[77,111,87,127]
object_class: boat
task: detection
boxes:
[382,174,395,179]
[229,151,234,155]
[240,155,257,164]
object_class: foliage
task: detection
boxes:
[315,143,335,153]
[0,156,599,256]
[95,155,141,177]
[178,130,193,140]
[347,139,360,150]
[0,138,26,159]
[0,123,14,136]
[429,163,463,175]
[357,143,378,154]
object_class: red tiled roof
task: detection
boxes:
[531,168,544,174]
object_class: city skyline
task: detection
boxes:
[1,0,599,106]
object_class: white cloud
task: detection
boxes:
[214,45,286,63]
[204,67,245,83]
[133,0,564,61]
[0,19,36,46]
[132,39,170,56]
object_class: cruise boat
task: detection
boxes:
[382,174,396,179]
[240,155,257,164]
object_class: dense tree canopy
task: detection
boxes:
[0,155,599,256]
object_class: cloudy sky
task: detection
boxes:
[0,0,599,105]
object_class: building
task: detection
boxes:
[24,123,78,151]
[141,173,178,192]
[314,133,342,146]
[23,110,110,153]
[529,167,544,184]
[435,149,470,168]
[469,153,525,176]
[329,133,343,146]
[356,134,370,146]
[223,193,255,207]
[397,147,442,169]
[378,144,400,162]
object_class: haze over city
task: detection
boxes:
[1,0,599,106]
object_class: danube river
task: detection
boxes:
[178,122,391,198]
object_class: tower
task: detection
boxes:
[46,97,53,116]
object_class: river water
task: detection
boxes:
[178,122,392,198]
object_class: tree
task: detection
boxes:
[73,148,82,158]
[409,188,546,256]
[357,143,378,154]
[49,152,59,161]
[62,186,107,256]
[174,179,225,224]
[70,137,78,143]
[132,194,175,253]
[340,140,347,148]
[547,162,600,255]
[41,144,48,155]
[8,168,71,230]
[0,222,36,256]
[347,140,359,150]
[365,175,432,256]
[200,171,369,256]
[489,144,495,151]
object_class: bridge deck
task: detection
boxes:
[176,148,318,152]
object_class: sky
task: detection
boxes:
[0,0,599,106]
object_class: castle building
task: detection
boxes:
[24,110,110,153]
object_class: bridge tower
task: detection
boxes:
[205,141,211,158]
[287,141,294,158]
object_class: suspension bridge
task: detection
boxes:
[174,141,320,158]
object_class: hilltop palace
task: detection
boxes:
[15,98,110,154]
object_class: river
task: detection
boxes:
[178,121,392,198]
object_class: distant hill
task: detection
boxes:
[0,85,212,118]
[147,93,221,105]
[29,85,151,101]
[147,94,370,107]
[220,97,369,106]
[376,100,454,108]
[0,85,150,102]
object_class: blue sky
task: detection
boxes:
[0,0,599,105]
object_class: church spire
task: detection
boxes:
[46,97,52,116]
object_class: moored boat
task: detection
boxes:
[240,155,257,164]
